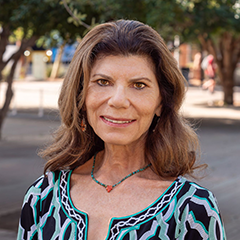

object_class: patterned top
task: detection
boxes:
[17,170,226,240]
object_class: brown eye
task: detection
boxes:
[97,79,110,86]
[133,82,146,90]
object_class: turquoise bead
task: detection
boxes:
[91,153,152,192]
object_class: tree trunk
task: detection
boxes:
[0,35,38,139]
[0,59,18,139]
[0,26,11,81]
[219,69,234,105]
[50,43,65,79]
[217,33,236,105]
[201,32,238,105]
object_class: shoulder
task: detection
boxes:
[18,170,73,239]
[175,177,226,239]
[177,177,221,216]
[27,171,60,189]
[179,178,219,210]
[22,170,66,204]
[178,177,215,197]
[20,170,71,223]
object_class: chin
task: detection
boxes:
[103,138,133,146]
[101,133,146,147]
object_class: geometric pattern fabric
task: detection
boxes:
[17,170,226,239]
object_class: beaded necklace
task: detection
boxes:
[91,153,152,193]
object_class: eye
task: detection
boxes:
[133,82,146,90]
[97,79,110,86]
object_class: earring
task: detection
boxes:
[80,118,87,132]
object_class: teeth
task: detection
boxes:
[103,117,132,124]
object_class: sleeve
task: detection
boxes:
[179,187,226,240]
[16,176,45,240]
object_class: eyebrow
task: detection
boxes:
[91,73,152,83]
[91,73,113,80]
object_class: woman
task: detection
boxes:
[17,20,226,240]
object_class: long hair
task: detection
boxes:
[41,19,202,177]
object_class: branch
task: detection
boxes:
[20,35,38,51]
[1,36,38,71]
[0,59,18,128]
[0,26,11,64]
[62,0,90,29]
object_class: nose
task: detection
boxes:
[108,85,130,109]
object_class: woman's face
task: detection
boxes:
[85,55,161,147]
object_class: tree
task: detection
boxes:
[145,0,240,105]
[0,0,40,138]
[0,0,90,138]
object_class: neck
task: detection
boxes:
[91,153,151,192]
[102,143,147,171]
[93,143,150,186]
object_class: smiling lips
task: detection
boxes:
[101,116,135,124]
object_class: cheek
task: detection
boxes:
[85,97,104,128]
[85,96,96,126]
[85,88,100,112]
[140,95,161,114]
[137,104,158,124]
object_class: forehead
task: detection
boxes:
[90,54,156,76]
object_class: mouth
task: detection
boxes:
[101,116,135,124]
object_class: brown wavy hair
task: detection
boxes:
[41,19,202,177]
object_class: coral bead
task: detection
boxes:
[106,185,113,192]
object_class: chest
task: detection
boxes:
[38,171,182,240]
[71,188,160,240]
[69,175,175,240]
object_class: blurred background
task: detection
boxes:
[0,0,240,239]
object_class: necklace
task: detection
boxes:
[91,153,152,193]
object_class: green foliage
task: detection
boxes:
[67,0,147,23]
[144,0,240,42]
[67,11,87,27]
[1,0,239,50]
[0,0,87,45]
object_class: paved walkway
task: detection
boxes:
[0,80,240,239]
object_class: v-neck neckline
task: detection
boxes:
[59,170,185,240]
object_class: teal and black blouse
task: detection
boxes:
[17,170,226,240]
